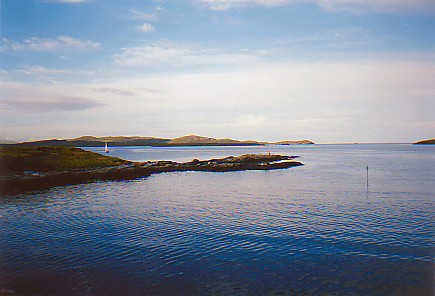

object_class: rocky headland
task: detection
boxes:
[0,147,302,194]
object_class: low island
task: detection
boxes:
[0,146,303,194]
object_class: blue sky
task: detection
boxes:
[1,0,434,143]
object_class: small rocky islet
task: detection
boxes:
[0,147,302,194]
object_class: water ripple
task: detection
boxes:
[1,145,434,295]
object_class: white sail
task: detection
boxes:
[105,142,109,153]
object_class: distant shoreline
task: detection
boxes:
[3,135,315,148]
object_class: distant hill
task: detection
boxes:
[414,139,435,145]
[8,135,316,147]
[162,135,262,146]
[15,136,170,147]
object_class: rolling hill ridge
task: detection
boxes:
[9,135,315,147]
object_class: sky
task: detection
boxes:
[1,0,434,143]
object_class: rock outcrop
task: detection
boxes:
[140,154,301,173]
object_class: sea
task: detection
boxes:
[1,144,434,295]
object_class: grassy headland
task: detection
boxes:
[0,146,128,174]
[0,146,148,194]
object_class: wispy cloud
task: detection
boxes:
[0,36,100,53]
[136,23,156,33]
[199,0,435,13]
[273,26,376,50]
[0,65,97,84]
[199,0,289,10]
[2,54,433,141]
[95,87,136,97]
[18,65,71,75]
[311,0,435,14]
[128,8,157,21]
[115,44,190,66]
[0,97,106,112]
[115,42,258,67]
[42,0,89,3]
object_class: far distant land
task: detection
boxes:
[5,135,315,147]
[414,139,435,145]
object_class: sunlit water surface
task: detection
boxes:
[1,144,434,295]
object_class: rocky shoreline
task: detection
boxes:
[1,154,302,194]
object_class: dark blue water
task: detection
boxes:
[1,144,434,295]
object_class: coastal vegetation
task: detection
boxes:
[0,146,128,174]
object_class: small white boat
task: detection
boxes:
[104,142,109,153]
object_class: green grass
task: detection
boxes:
[0,146,128,173]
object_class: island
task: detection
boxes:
[0,146,303,194]
[414,139,435,145]
[10,135,315,147]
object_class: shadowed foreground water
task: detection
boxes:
[1,144,434,295]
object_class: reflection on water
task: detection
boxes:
[1,144,434,295]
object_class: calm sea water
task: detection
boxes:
[1,144,434,295]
